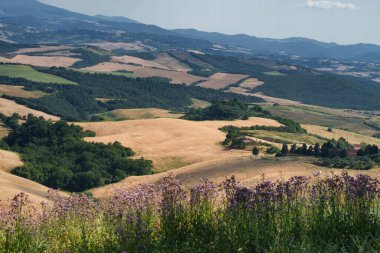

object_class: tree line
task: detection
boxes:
[0,113,153,192]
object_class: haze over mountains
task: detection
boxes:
[1,0,380,63]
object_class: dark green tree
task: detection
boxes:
[252,147,260,156]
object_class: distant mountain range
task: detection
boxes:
[1,0,380,63]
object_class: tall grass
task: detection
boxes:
[1,172,380,252]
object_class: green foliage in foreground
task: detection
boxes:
[183,99,270,121]
[0,114,152,192]
[1,173,380,253]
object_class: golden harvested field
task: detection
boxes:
[0,84,46,98]
[197,73,249,89]
[83,62,138,72]
[0,98,59,120]
[133,67,205,84]
[92,157,380,198]
[14,46,72,54]
[78,117,281,172]
[112,55,171,70]
[254,92,303,106]
[90,42,154,52]
[239,78,264,89]
[153,53,191,72]
[228,86,250,94]
[190,98,211,109]
[0,150,52,204]
[303,124,380,146]
[0,55,80,67]
[263,103,376,136]
[84,63,205,85]
[99,108,183,121]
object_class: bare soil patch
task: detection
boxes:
[0,85,46,98]
[239,78,264,89]
[14,46,72,54]
[84,63,205,85]
[0,55,80,67]
[153,53,191,72]
[197,73,248,89]
[0,98,59,120]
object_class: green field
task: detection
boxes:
[263,104,377,136]
[190,98,211,109]
[0,64,77,84]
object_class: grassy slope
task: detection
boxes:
[263,104,377,136]
[0,64,76,84]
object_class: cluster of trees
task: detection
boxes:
[5,68,262,121]
[168,52,216,77]
[191,53,268,76]
[71,47,112,68]
[254,69,380,110]
[278,138,352,158]
[0,114,153,192]
[318,156,378,170]
[276,138,380,170]
[357,144,380,156]
[221,116,306,135]
[120,51,156,60]
[0,41,32,53]
[183,99,269,121]
[180,53,380,110]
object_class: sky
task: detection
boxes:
[39,0,379,45]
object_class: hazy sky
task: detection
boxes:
[40,0,379,45]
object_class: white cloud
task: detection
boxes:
[304,0,357,10]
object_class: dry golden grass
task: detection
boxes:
[83,62,138,72]
[90,42,150,52]
[153,53,191,72]
[0,85,47,98]
[190,98,211,109]
[112,56,170,70]
[133,67,205,84]
[0,150,54,204]
[109,108,183,120]
[91,157,380,198]
[84,63,205,85]
[0,98,59,120]
[228,86,250,94]
[239,78,264,89]
[78,117,281,172]
[0,55,80,67]
[303,124,380,146]
[14,46,72,54]
[197,73,248,89]
[253,92,303,106]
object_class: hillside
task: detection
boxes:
[1,0,380,63]
[0,150,58,204]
